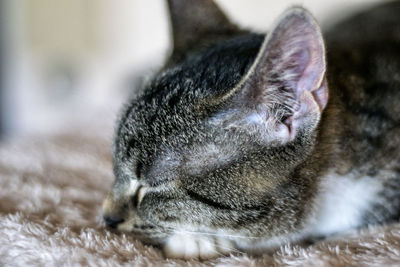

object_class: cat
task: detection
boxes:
[102,0,400,260]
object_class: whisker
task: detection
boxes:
[174,229,261,240]
[215,243,247,256]
[131,227,258,256]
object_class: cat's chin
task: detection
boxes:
[161,231,303,260]
[162,233,237,260]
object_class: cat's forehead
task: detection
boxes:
[119,36,263,137]
[114,34,266,182]
[150,34,263,100]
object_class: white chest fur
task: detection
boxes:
[308,171,383,236]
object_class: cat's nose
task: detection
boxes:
[104,215,124,229]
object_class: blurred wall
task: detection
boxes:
[2,0,170,136]
[1,0,386,137]
[0,0,4,137]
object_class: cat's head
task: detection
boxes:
[103,0,328,259]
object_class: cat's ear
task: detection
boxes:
[167,0,240,63]
[224,7,328,143]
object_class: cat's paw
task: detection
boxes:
[163,233,235,260]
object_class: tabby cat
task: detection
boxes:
[102,0,400,259]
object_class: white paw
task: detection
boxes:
[163,233,234,260]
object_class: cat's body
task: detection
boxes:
[103,1,400,259]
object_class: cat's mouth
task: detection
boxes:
[103,217,172,245]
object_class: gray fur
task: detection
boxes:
[103,1,400,258]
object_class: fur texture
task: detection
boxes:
[104,0,400,259]
[2,130,400,266]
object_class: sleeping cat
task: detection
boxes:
[102,0,400,260]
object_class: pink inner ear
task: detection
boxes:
[293,45,310,76]
[294,36,327,111]
[296,42,324,89]
[265,17,327,113]
[311,79,328,111]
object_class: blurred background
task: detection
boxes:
[0,0,385,139]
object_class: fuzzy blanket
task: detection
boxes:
[1,129,400,266]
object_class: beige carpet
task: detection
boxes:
[1,129,400,266]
